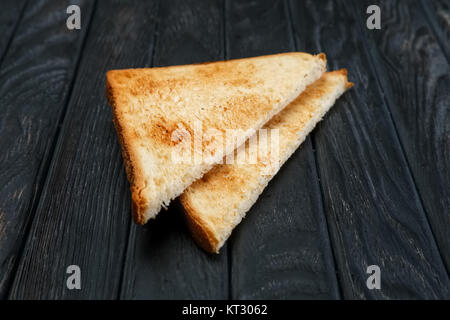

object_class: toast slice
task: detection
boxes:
[180,70,353,253]
[106,52,327,224]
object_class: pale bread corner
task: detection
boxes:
[180,70,353,253]
[106,52,327,224]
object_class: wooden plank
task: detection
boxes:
[0,0,27,64]
[0,0,95,299]
[120,0,228,300]
[8,0,159,299]
[419,0,450,60]
[354,0,450,275]
[289,0,450,299]
[226,0,340,299]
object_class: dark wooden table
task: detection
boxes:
[0,0,449,300]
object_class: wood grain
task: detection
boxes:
[226,0,340,299]
[2,0,448,300]
[0,0,27,64]
[354,0,450,275]
[290,0,450,299]
[419,0,450,60]
[120,0,228,300]
[8,0,159,299]
[0,0,94,299]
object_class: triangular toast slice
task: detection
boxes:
[106,52,327,224]
[180,70,353,253]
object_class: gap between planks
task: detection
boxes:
[117,0,162,300]
[284,0,342,299]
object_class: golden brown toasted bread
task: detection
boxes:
[106,52,327,224]
[180,70,353,253]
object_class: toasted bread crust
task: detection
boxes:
[330,68,354,89]
[179,196,219,253]
[106,77,147,224]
